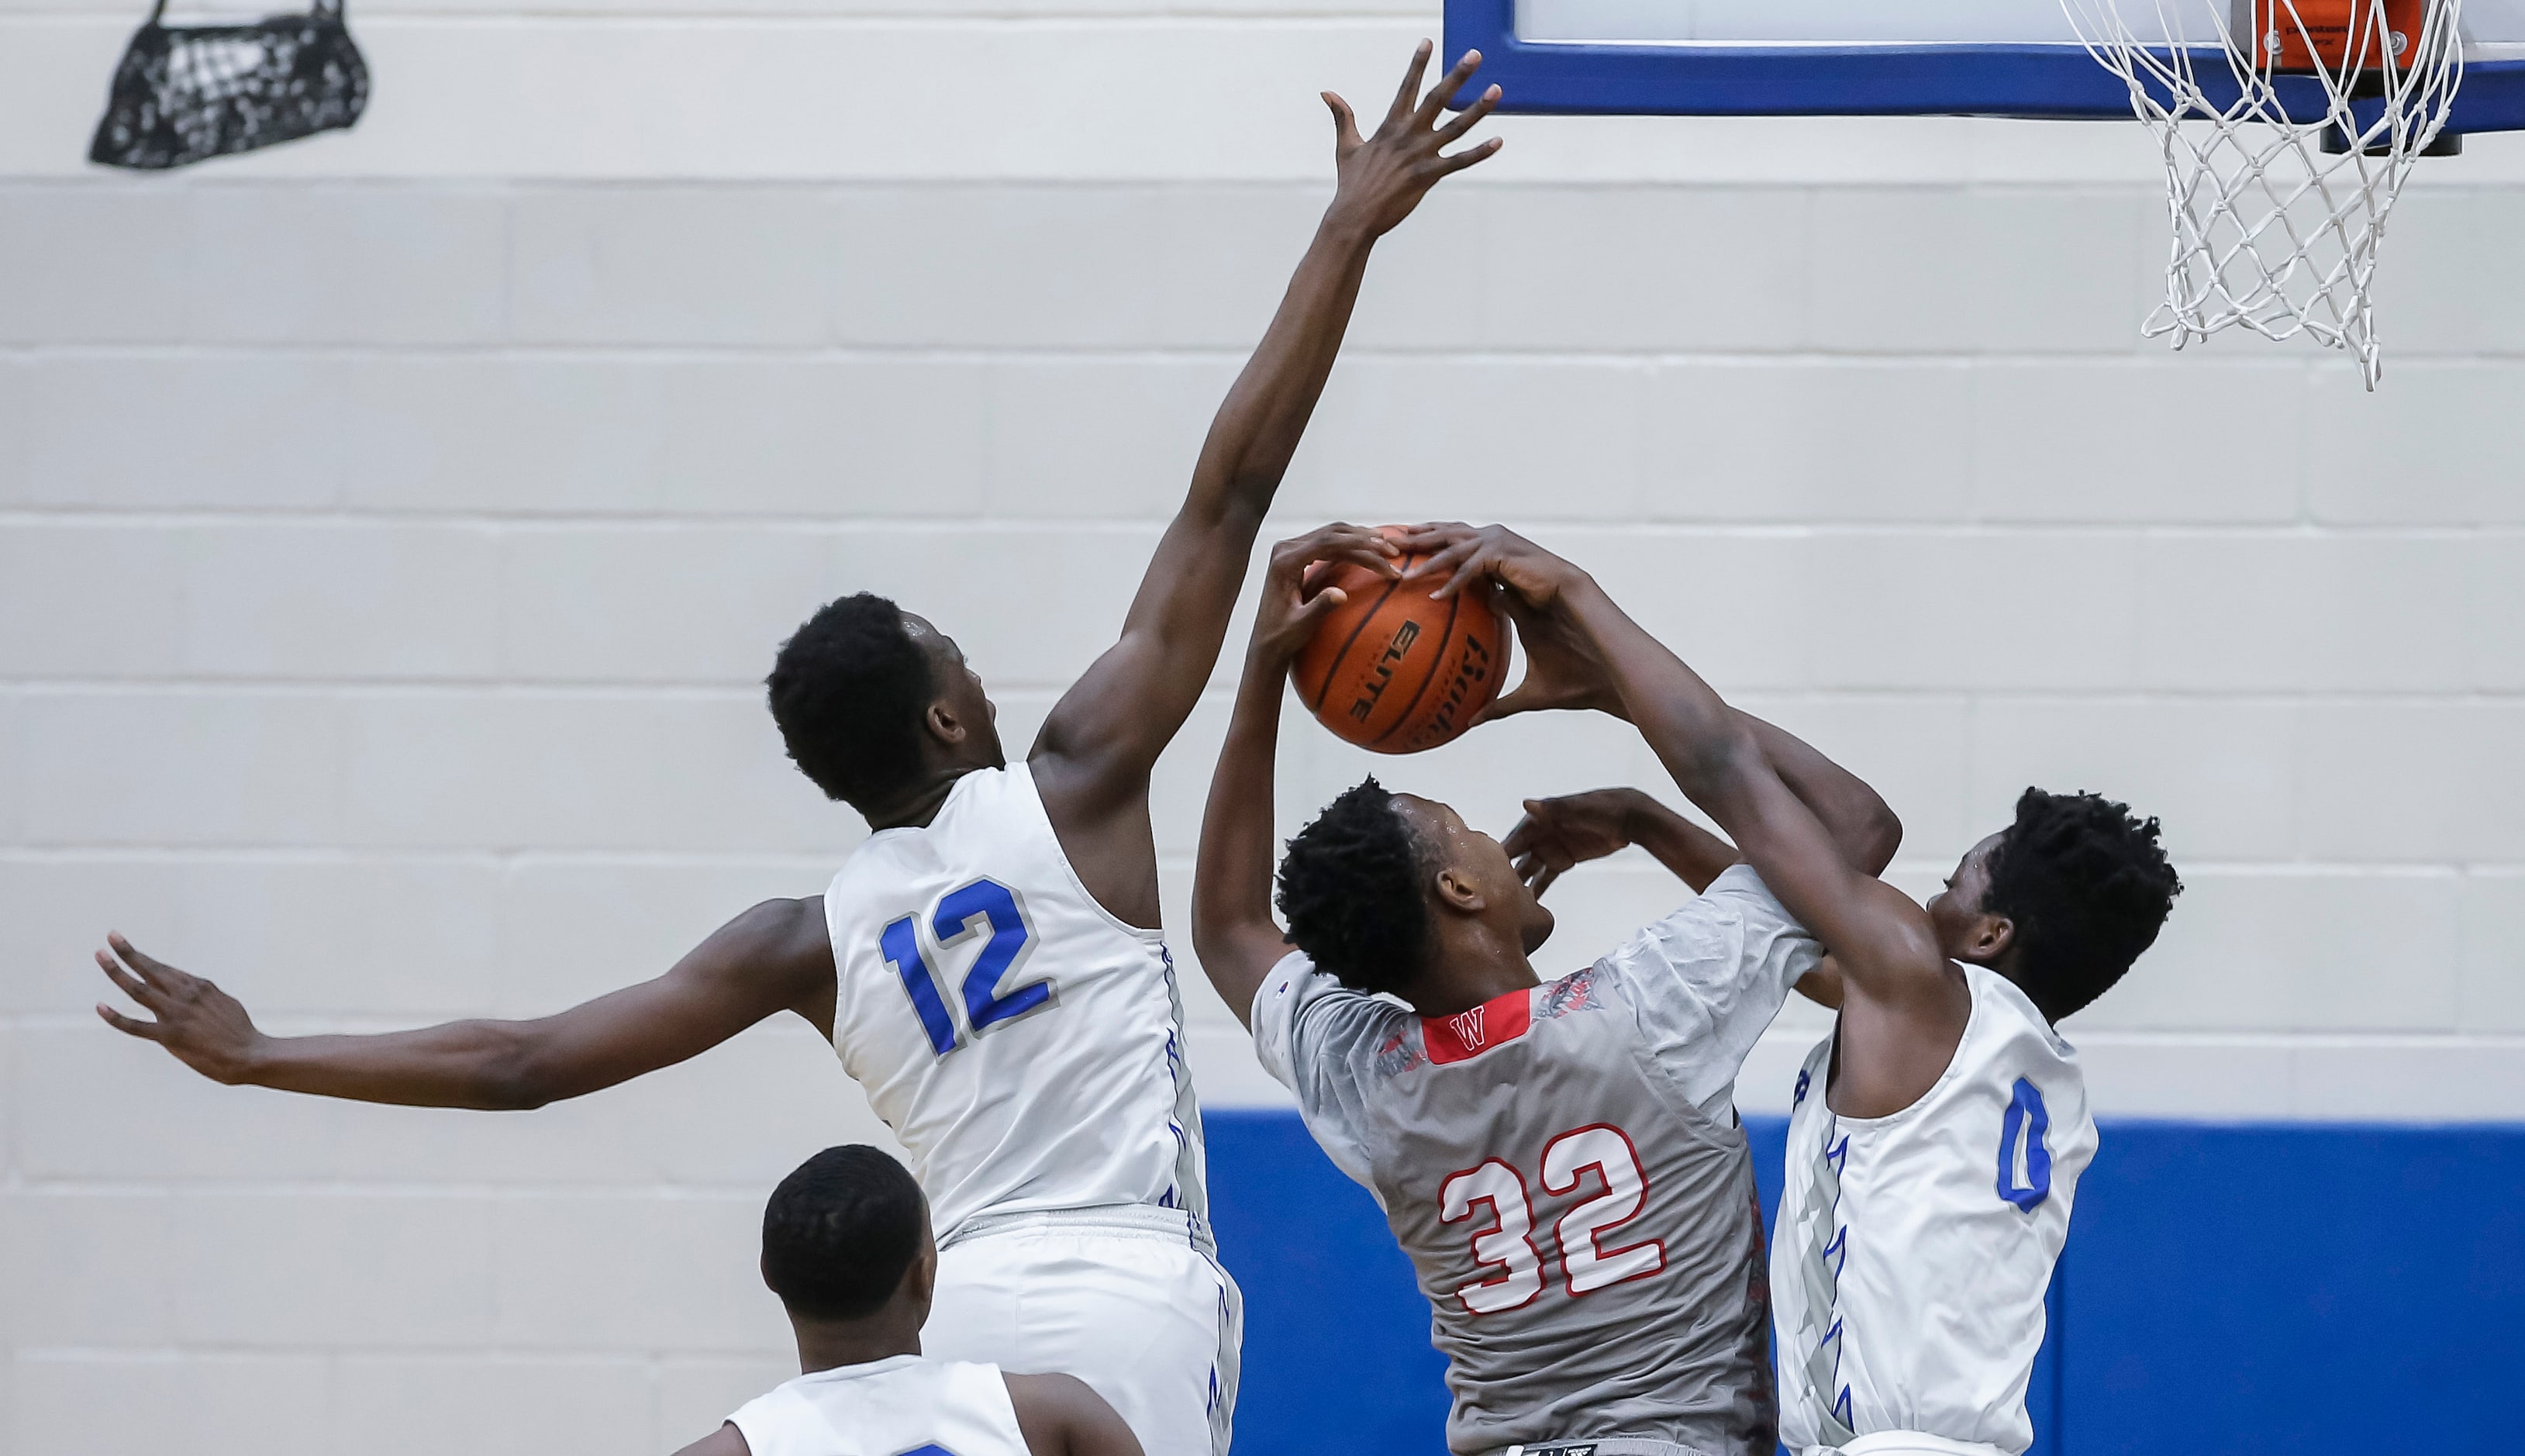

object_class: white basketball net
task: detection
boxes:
[2062,0,2466,387]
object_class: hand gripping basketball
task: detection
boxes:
[1289,525,1513,754]
[1387,523,1623,727]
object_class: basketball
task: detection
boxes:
[1294,530,1510,754]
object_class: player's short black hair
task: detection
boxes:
[760,1144,928,1322]
[1983,788,2183,1022]
[767,593,934,812]
[1277,778,1435,997]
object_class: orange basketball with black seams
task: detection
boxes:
[1294,530,1510,754]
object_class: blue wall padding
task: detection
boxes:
[1204,1110,2517,1456]
[2060,1123,2525,1454]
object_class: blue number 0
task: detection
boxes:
[879,878,1052,1058]
[1996,1077,2054,1212]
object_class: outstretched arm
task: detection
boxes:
[1402,526,1964,1109]
[1191,526,1397,1026]
[1030,45,1502,822]
[1504,714,1900,898]
[92,899,836,1110]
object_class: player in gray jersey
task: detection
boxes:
[1191,528,1903,1456]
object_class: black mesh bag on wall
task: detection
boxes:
[88,0,367,170]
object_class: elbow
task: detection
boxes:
[1860,800,1904,878]
[473,1031,560,1112]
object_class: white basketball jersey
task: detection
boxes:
[1771,964,2098,1456]
[727,1355,1030,1456]
[824,762,1208,1243]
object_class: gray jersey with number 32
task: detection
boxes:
[1254,864,1824,1456]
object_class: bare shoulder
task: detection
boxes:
[670,1423,750,1456]
[1004,1372,1143,1456]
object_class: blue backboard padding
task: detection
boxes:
[1443,0,2525,131]
[1205,1109,2520,1455]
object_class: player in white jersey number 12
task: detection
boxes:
[1403,524,2183,1456]
[87,43,1506,1456]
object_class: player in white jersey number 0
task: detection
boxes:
[88,41,1507,1456]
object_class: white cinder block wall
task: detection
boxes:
[5,1,2523,1451]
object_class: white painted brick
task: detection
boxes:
[495,857,831,1013]
[1800,531,2143,692]
[2362,189,2525,359]
[2292,702,2525,863]
[334,1357,654,1456]
[186,188,507,345]
[492,1192,779,1351]
[2,1190,175,1346]
[339,693,854,854]
[1531,528,1817,692]
[2136,535,2472,694]
[983,358,1237,520]
[167,857,502,1017]
[10,1354,331,1456]
[2458,871,2525,1034]
[13,1024,345,1180]
[1737,693,1976,861]
[0,857,184,1015]
[0,356,347,511]
[500,526,837,684]
[1340,184,1493,354]
[655,359,992,519]
[1644,361,1971,523]
[512,188,834,346]
[171,1192,494,1346]
[828,527,1158,694]
[833,187,1169,348]
[0,525,183,676]
[2076,870,2461,1034]
[660,1357,798,1452]
[1482,188,1812,351]
[640,1025,902,1186]
[1809,190,2147,354]
[1968,699,2297,864]
[2469,535,2525,692]
[1969,362,2304,523]
[0,690,18,843]
[2305,363,2525,525]
[19,691,344,847]
[1146,187,1334,348]
[0,187,194,343]
[1289,357,1650,524]
[181,523,502,679]
[1145,692,1235,861]
[2070,1036,2297,1120]
[339,357,667,514]
[2287,1040,2525,1121]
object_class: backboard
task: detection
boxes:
[1445,0,2525,129]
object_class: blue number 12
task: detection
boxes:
[880,878,1051,1058]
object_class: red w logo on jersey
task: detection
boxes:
[1423,988,1533,1065]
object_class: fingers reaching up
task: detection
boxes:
[1323,42,1506,240]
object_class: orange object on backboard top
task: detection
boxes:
[2252,0,2431,72]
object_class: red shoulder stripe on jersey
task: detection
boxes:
[1421,987,1534,1065]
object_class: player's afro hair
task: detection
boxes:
[1983,788,2184,1022]
[767,593,933,813]
[760,1144,928,1322]
[1276,778,1435,997]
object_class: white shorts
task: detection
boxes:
[925,1207,1243,1456]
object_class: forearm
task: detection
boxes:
[1620,793,1742,893]
[1185,216,1376,521]
[1560,578,1763,819]
[1191,646,1294,1016]
[243,1019,550,1110]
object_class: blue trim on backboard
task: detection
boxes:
[1444,0,2525,130]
